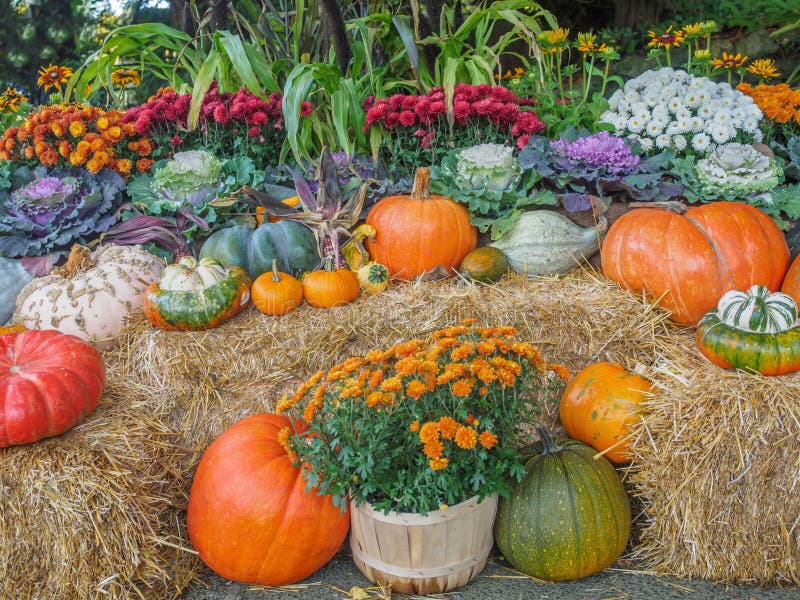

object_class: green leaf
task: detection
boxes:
[187,52,221,131]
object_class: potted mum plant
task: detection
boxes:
[277,320,569,594]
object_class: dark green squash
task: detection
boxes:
[458,246,509,283]
[494,426,631,581]
[199,221,320,280]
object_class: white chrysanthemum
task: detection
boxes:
[624,90,642,104]
[630,101,649,114]
[692,132,712,153]
[644,92,660,107]
[754,129,764,142]
[627,115,646,133]
[668,98,685,114]
[639,137,655,152]
[652,104,670,119]
[655,133,671,149]
[690,117,703,131]
[660,84,679,99]
[697,104,714,119]
[607,90,623,111]
[676,108,692,121]
[646,121,663,137]
[684,91,701,108]
[672,135,688,152]
[711,123,733,144]
[742,117,760,133]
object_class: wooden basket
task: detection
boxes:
[349,494,498,595]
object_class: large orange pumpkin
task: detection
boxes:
[187,413,350,586]
[365,167,477,280]
[601,202,789,325]
[559,362,653,464]
[780,253,800,304]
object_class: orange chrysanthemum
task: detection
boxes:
[451,378,475,397]
[548,363,572,382]
[409,420,420,433]
[405,379,428,400]
[429,457,449,471]
[135,158,154,172]
[423,439,444,459]
[380,376,403,393]
[438,416,459,440]
[418,421,440,444]
[37,64,73,91]
[479,430,498,450]
[455,426,478,450]
[737,83,800,126]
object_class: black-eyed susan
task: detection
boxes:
[110,68,142,89]
[747,58,780,81]
[37,64,73,92]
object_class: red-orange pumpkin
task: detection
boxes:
[559,362,653,463]
[365,167,478,280]
[780,253,800,305]
[187,413,350,586]
[601,202,789,325]
[0,329,105,447]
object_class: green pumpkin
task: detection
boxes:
[0,257,35,325]
[199,221,320,280]
[494,426,631,582]
[696,285,800,376]
[458,246,509,283]
[143,257,252,331]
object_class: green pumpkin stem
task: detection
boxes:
[535,425,562,455]
[271,258,281,282]
[411,167,431,201]
[322,255,335,272]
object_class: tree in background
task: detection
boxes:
[0,0,114,99]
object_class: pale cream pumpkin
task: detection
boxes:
[13,244,164,348]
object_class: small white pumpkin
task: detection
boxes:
[716,284,798,333]
[13,244,164,348]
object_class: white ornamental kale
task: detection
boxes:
[151,149,224,209]
[455,143,521,192]
[600,67,763,157]
[696,143,782,196]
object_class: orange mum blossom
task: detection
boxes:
[281,322,567,514]
[737,83,800,127]
[0,103,153,177]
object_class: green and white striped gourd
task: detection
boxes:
[716,285,798,333]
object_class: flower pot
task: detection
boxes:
[349,494,498,595]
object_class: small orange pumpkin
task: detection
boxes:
[365,167,477,280]
[559,362,653,463]
[302,257,360,308]
[252,259,304,316]
[781,253,800,305]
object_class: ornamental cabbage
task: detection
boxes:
[695,143,782,196]
[151,150,224,210]
[455,143,521,192]
[0,166,125,257]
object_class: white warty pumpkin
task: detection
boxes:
[13,244,164,348]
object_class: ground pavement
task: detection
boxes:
[183,547,799,600]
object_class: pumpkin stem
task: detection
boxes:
[322,255,335,272]
[411,167,431,201]
[271,258,281,282]
[535,425,562,455]
[53,244,93,279]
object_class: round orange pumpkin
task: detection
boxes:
[365,167,478,280]
[559,362,653,464]
[187,413,350,586]
[302,256,360,308]
[780,253,800,305]
[252,259,304,316]
[601,202,789,325]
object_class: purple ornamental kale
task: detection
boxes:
[550,131,640,175]
[0,167,125,257]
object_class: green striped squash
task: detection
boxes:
[717,285,797,333]
[696,285,800,376]
[494,426,631,582]
[143,257,252,331]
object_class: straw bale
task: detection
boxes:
[15,268,783,599]
[629,345,800,586]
